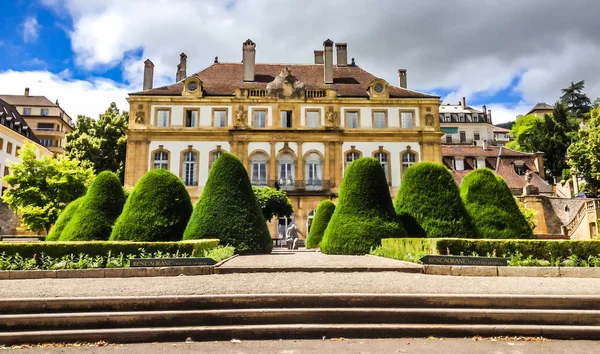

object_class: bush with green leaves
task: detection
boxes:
[306,200,335,249]
[183,153,272,254]
[460,168,534,239]
[395,162,479,238]
[60,171,126,241]
[320,158,406,254]
[46,197,84,241]
[110,169,193,242]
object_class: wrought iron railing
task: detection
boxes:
[251,179,331,194]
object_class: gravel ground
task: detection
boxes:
[2,271,600,298]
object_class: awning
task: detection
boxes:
[441,127,458,134]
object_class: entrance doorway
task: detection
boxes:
[307,209,316,235]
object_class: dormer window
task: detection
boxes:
[514,161,526,176]
[454,157,465,171]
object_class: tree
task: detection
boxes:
[252,186,293,222]
[560,80,591,119]
[306,200,335,249]
[110,169,193,242]
[183,153,272,254]
[506,114,545,152]
[537,103,572,179]
[460,169,534,239]
[568,107,600,195]
[320,158,406,255]
[60,171,126,241]
[1,144,94,234]
[66,102,128,182]
[46,197,84,241]
[394,162,479,238]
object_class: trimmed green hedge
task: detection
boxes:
[320,158,406,255]
[110,169,193,242]
[306,200,335,249]
[61,171,126,241]
[184,153,272,254]
[381,238,600,260]
[395,162,479,238]
[460,169,534,239]
[0,240,219,259]
[46,197,84,241]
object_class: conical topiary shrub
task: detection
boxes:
[460,168,534,239]
[320,157,406,254]
[183,152,272,253]
[60,171,126,241]
[395,162,479,238]
[306,200,335,249]
[46,197,84,241]
[110,169,193,242]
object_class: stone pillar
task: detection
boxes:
[296,142,304,184]
[269,141,277,181]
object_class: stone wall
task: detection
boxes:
[0,202,18,235]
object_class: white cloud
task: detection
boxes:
[0,70,131,118]
[22,17,41,43]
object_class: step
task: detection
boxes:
[2,308,600,332]
[3,294,600,314]
[2,323,600,345]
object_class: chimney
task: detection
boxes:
[461,97,466,108]
[398,69,407,88]
[143,59,154,91]
[176,52,187,81]
[314,50,324,64]
[242,39,256,82]
[482,138,488,151]
[24,87,30,97]
[335,42,347,67]
[323,39,334,84]
[488,109,492,123]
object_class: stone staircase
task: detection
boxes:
[1,294,600,345]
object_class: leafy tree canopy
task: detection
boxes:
[1,144,94,233]
[507,114,545,152]
[568,106,600,196]
[252,186,293,222]
[560,80,591,119]
[66,102,128,182]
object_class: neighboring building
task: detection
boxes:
[439,97,511,146]
[125,39,443,238]
[0,99,53,234]
[0,88,74,154]
[527,103,553,118]
[441,144,551,196]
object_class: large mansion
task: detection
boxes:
[125,39,443,238]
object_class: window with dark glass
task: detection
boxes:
[280,111,292,128]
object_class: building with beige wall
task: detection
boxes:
[125,39,443,239]
[526,103,553,118]
[0,88,74,155]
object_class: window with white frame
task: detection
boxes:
[374,151,389,182]
[39,139,53,147]
[185,110,198,127]
[153,151,169,169]
[251,152,268,185]
[182,151,197,186]
[213,110,227,127]
[156,110,170,127]
[476,157,486,169]
[373,111,387,128]
[473,131,481,141]
[306,111,319,128]
[401,111,413,128]
[253,110,266,128]
[278,153,295,190]
[41,109,49,116]
[305,153,322,190]
[402,152,417,175]
[345,111,359,128]
[280,111,292,128]
[211,151,222,167]
[23,108,31,115]
[454,157,465,171]
[346,151,360,166]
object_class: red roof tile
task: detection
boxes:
[131,63,438,99]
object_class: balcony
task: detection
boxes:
[251,180,332,195]
[32,128,65,138]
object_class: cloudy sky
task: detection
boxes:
[0,0,599,123]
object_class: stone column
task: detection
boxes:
[296,142,304,184]
[269,141,277,181]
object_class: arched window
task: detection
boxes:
[211,151,222,167]
[374,151,389,183]
[307,209,316,234]
[278,152,295,190]
[182,151,198,186]
[346,151,360,165]
[153,151,169,170]
[401,152,417,176]
[251,152,268,186]
[305,152,322,191]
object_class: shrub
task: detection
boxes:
[395,162,478,238]
[306,200,335,249]
[460,169,534,239]
[0,239,219,259]
[60,171,126,241]
[320,158,406,255]
[110,169,193,242]
[183,153,272,254]
[46,197,84,241]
